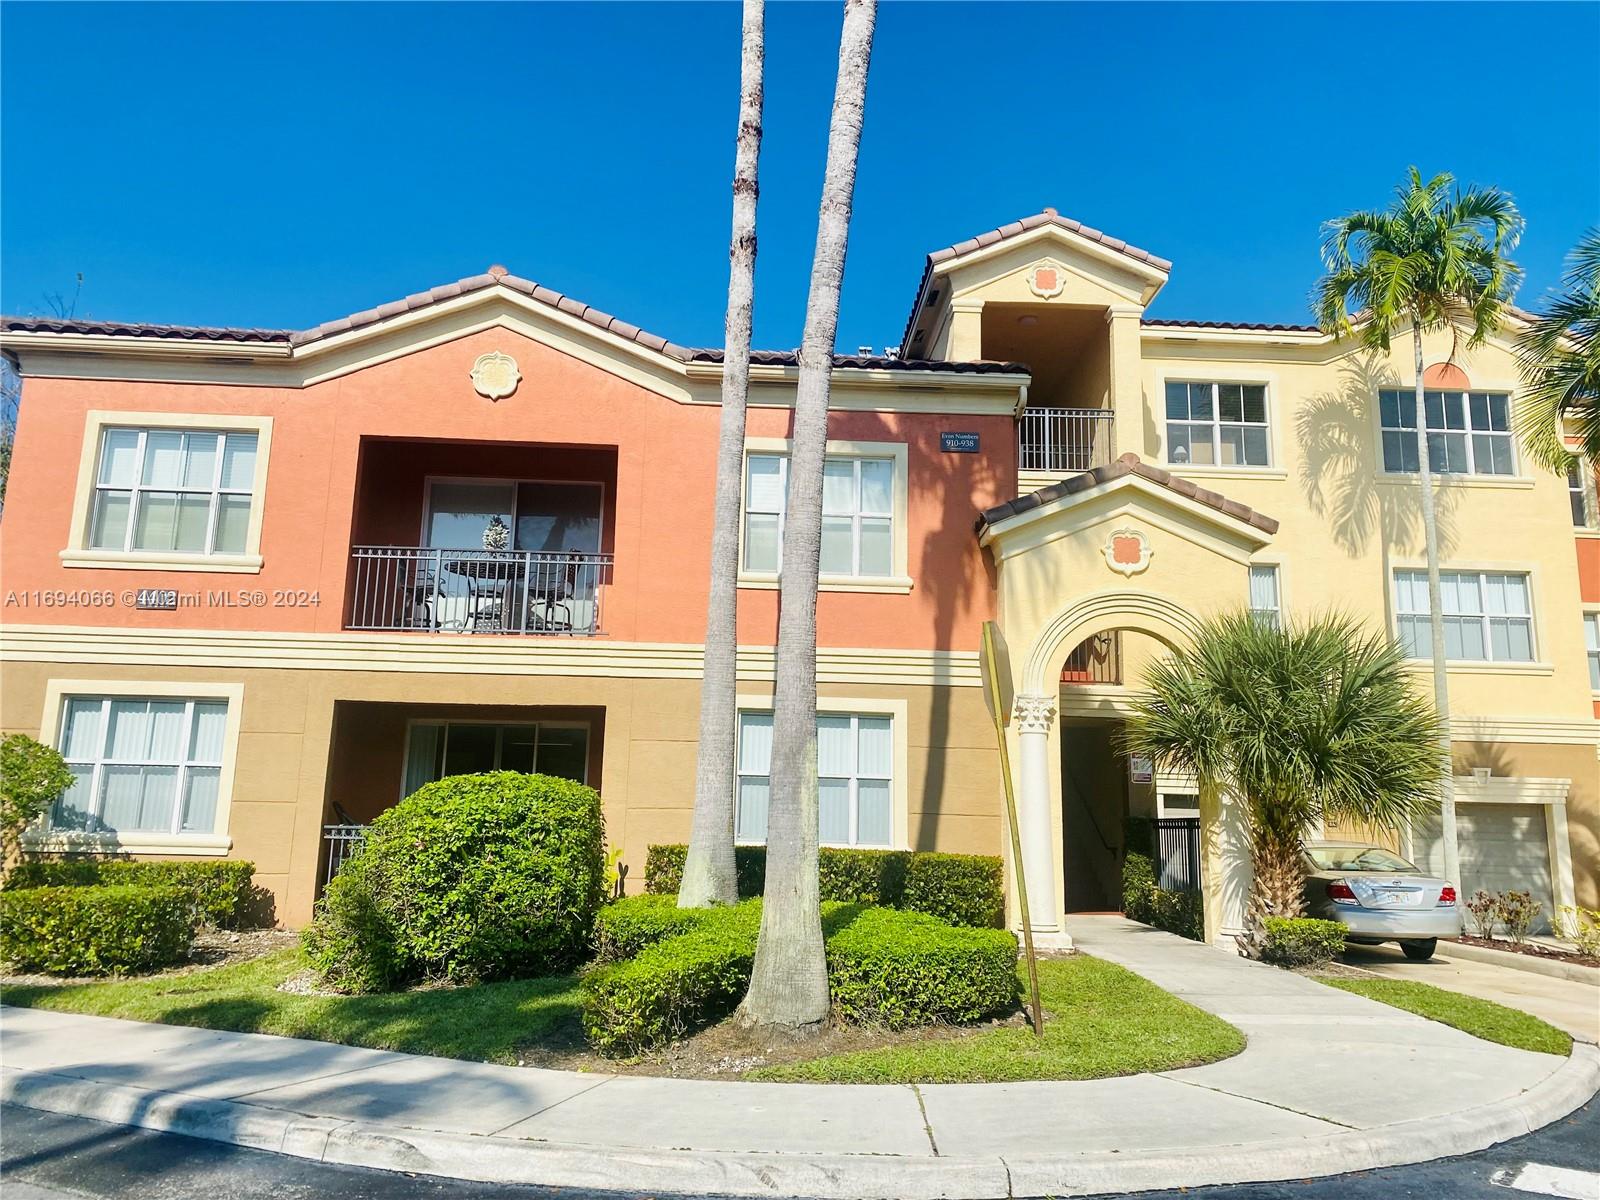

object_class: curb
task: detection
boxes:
[3,1044,1597,1199]
[1442,940,1600,986]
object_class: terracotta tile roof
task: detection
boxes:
[926,210,1172,274]
[976,453,1280,536]
[682,348,1026,373]
[902,209,1173,354]
[1,267,1025,376]
[1142,317,1323,334]
[0,316,293,343]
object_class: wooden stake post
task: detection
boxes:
[980,620,1045,1037]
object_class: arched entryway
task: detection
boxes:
[976,455,1278,947]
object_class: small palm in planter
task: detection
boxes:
[1123,612,1447,956]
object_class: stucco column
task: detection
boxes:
[1200,781,1251,951]
[947,300,985,361]
[1013,693,1061,934]
[1105,305,1145,460]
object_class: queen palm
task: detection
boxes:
[1515,229,1600,473]
[1313,168,1522,889]
[1123,612,1447,949]
[679,0,765,910]
[739,0,877,1033]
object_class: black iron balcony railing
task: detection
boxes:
[347,547,613,636]
[321,822,367,889]
[1018,407,1114,473]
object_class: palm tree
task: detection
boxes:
[1124,612,1447,951]
[739,0,876,1033]
[679,0,766,910]
[1313,168,1522,890]
[1515,229,1600,473]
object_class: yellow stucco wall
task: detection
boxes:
[0,659,1002,926]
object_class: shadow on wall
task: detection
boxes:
[1295,352,1463,560]
[907,422,1008,854]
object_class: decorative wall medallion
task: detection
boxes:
[1103,527,1153,576]
[470,351,522,401]
[1027,262,1066,300]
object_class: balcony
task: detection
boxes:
[344,437,617,638]
[348,546,612,635]
[1018,407,1114,473]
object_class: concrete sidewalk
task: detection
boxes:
[2,917,1595,1199]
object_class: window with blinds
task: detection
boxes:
[735,711,893,847]
[89,427,259,556]
[1393,570,1534,662]
[53,697,228,834]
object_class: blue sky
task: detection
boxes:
[3,2,1596,353]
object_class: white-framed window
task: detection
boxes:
[1393,569,1534,662]
[1568,464,1592,528]
[1378,389,1514,476]
[1585,613,1600,691]
[743,453,895,577]
[402,720,590,795]
[1164,381,1270,467]
[88,427,259,555]
[735,711,893,848]
[52,696,228,835]
[1248,564,1281,628]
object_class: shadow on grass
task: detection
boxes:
[3,948,589,1067]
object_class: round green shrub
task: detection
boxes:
[0,883,196,975]
[302,771,605,991]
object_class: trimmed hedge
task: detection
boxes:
[1121,826,1204,943]
[0,883,197,974]
[593,893,705,964]
[644,844,766,898]
[580,898,1019,1055]
[582,900,762,1054]
[826,907,1018,1029]
[1261,917,1347,967]
[903,852,1005,929]
[4,860,258,928]
[643,844,1004,928]
[302,772,605,992]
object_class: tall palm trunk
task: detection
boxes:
[680,0,765,909]
[1411,324,1459,888]
[739,0,876,1032]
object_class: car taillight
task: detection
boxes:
[1438,886,1457,907]
[1326,880,1357,903]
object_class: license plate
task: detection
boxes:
[1369,887,1423,908]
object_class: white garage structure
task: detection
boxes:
[1413,775,1578,934]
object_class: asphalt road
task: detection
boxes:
[2,1098,1596,1200]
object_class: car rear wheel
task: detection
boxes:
[1401,938,1437,962]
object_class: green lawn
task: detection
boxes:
[750,955,1245,1083]
[2,948,1245,1083]
[1,948,587,1065]
[1323,977,1572,1056]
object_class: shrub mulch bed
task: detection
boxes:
[527,1003,1036,1077]
[1447,935,1600,970]
[1,927,298,988]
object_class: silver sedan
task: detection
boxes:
[1302,842,1460,961]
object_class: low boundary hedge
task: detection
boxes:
[0,883,197,974]
[582,897,1018,1054]
[4,859,259,927]
[1262,917,1347,967]
[643,845,1004,929]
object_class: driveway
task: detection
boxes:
[1340,942,1600,1043]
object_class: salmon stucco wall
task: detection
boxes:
[0,328,1014,653]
